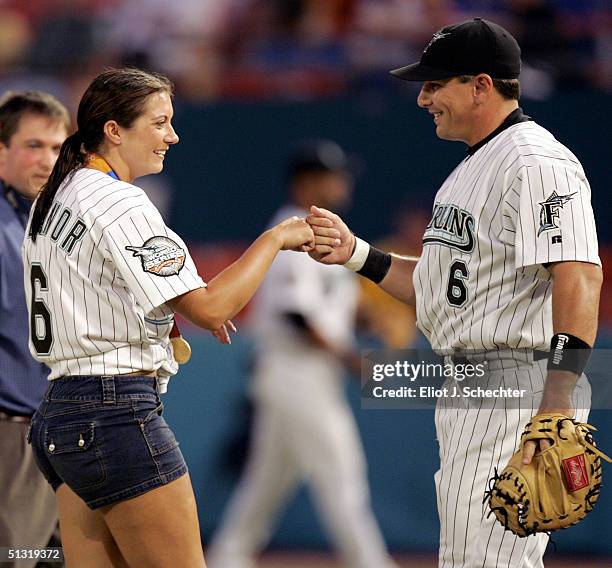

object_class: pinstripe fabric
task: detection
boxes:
[435,360,591,568]
[414,121,600,352]
[414,118,599,567]
[22,169,205,390]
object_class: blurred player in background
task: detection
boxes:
[0,90,69,566]
[209,140,397,568]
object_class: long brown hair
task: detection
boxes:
[30,68,173,241]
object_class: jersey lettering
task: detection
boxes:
[423,202,476,253]
[60,219,87,254]
[50,207,72,242]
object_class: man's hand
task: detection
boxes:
[488,411,611,537]
[522,435,553,465]
[306,205,352,265]
[522,375,576,464]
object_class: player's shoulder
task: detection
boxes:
[70,168,145,200]
[69,169,156,222]
[500,121,583,171]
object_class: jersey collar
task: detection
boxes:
[467,107,531,157]
[86,154,120,180]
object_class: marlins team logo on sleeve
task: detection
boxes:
[126,236,186,276]
[538,191,576,237]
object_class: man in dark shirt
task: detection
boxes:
[0,91,69,564]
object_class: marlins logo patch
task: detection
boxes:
[126,236,185,276]
[538,191,576,236]
[424,31,450,53]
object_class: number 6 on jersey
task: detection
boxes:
[446,259,469,307]
[29,263,53,355]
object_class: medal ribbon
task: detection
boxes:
[86,154,120,180]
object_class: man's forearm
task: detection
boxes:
[539,261,603,414]
[378,254,419,307]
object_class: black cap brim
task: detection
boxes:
[390,62,458,82]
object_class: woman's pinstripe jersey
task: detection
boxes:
[413,114,600,352]
[22,168,205,391]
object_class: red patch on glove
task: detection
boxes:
[562,454,589,492]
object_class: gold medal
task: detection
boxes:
[171,336,192,364]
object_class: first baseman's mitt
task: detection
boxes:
[485,413,611,537]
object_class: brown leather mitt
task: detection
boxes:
[485,413,611,537]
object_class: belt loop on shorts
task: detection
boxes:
[101,375,116,405]
[45,380,56,400]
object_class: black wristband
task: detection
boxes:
[357,246,392,284]
[547,333,592,375]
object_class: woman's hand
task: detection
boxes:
[272,216,317,252]
[211,320,237,345]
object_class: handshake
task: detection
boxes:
[274,205,354,266]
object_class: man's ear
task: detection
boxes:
[103,120,122,146]
[473,74,494,103]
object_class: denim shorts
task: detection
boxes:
[29,375,188,509]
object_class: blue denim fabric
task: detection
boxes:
[28,375,187,509]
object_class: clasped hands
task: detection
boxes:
[210,206,346,346]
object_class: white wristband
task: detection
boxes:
[343,236,370,271]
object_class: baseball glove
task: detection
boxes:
[485,413,611,537]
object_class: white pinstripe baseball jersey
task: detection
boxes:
[22,168,205,390]
[413,117,600,352]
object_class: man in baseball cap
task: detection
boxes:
[285,139,358,212]
[287,138,354,178]
[390,18,525,148]
[306,17,602,568]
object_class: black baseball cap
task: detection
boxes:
[390,18,521,81]
[287,140,352,178]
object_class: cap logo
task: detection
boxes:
[424,31,451,53]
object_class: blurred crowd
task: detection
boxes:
[0,0,609,107]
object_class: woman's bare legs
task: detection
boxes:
[57,474,205,568]
[56,484,127,568]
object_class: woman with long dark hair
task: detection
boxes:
[24,68,320,567]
